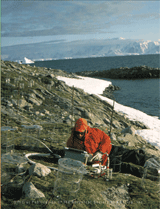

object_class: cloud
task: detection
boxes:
[2,1,152,37]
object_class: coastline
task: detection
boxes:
[57,75,160,150]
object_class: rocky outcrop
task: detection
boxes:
[102,84,120,99]
[76,65,160,79]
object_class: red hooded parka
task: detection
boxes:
[67,118,112,165]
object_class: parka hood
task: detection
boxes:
[75,118,88,132]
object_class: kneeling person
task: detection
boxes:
[67,118,112,165]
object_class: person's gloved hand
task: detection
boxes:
[88,153,93,162]
[92,151,103,161]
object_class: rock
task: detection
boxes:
[135,134,147,144]
[75,107,89,119]
[29,163,51,177]
[10,64,17,69]
[31,90,45,100]
[34,111,40,116]
[22,182,45,199]
[81,110,93,119]
[24,104,33,111]
[118,133,140,147]
[104,84,120,91]
[128,141,135,147]
[119,120,129,128]
[46,74,55,78]
[17,98,29,108]
[112,120,122,129]
[26,95,43,106]
[117,137,128,146]
[103,118,110,125]
[74,86,88,96]
[41,109,50,115]
[6,100,13,107]
[63,115,75,124]
[89,94,99,100]
[110,133,117,141]
[85,114,103,126]
[103,85,118,99]
[102,92,114,99]
[130,120,149,129]
[16,163,26,173]
[121,126,136,136]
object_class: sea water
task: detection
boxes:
[31,54,160,119]
[103,78,160,119]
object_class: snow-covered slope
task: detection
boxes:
[101,39,160,56]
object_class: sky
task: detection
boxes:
[1,1,160,48]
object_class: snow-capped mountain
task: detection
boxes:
[1,38,160,62]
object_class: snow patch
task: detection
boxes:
[57,76,112,95]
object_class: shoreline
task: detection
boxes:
[57,75,160,150]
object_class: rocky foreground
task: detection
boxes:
[76,65,160,79]
[1,60,160,209]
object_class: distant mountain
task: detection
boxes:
[1,38,160,62]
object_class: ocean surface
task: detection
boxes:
[30,54,160,119]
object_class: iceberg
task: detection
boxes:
[22,57,34,64]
